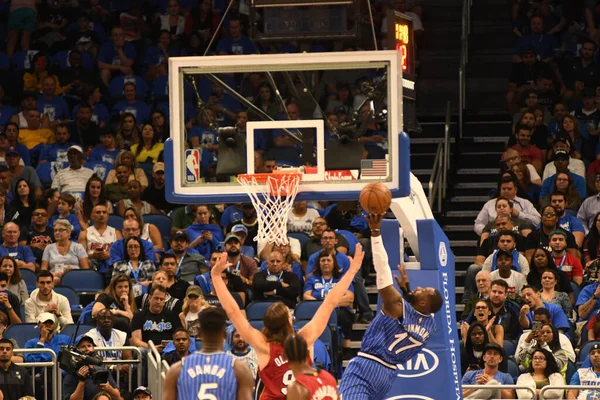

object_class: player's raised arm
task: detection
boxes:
[368,213,405,319]
[163,360,181,400]
[299,243,364,345]
[233,359,254,400]
[211,254,269,354]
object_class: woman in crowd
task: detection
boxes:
[463,299,504,346]
[11,178,36,227]
[112,236,156,297]
[515,348,565,399]
[75,175,113,230]
[303,251,354,353]
[512,162,541,204]
[460,321,508,374]
[540,269,573,313]
[178,286,211,338]
[252,84,281,120]
[130,124,164,164]
[540,171,582,212]
[0,256,27,305]
[104,150,148,189]
[92,274,137,333]
[479,196,533,244]
[115,112,141,150]
[116,182,157,217]
[560,114,584,159]
[151,110,169,142]
[0,186,18,230]
[526,248,573,300]
[121,206,163,252]
[41,219,89,285]
[515,323,568,373]
[287,201,321,236]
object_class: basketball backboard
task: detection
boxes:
[164,50,410,204]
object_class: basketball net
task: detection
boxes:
[237,172,302,246]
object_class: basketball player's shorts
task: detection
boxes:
[339,354,397,400]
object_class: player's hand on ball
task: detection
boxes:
[347,244,365,275]
[366,213,384,230]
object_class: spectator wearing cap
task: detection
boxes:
[187,205,224,259]
[543,136,586,181]
[98,26,136,87]
[68,103,101,151]
[540,152,587,201]
[0,337,32,400]
[62,335,123,400]
[24,312,71,362]
[167,230,208,284]
[461,342,515,399]
[142,162,174,214]
[520,285,570,333]
[569,343,600,399]
[489,249,527,301]
[51,145,95,194]
[507,46,553,114]
[4,146,41,198]
[111,82,151,125]
[89,127,119,166]
[578,179,600,231]
[131,386,152,400]
[224,233,258,286]
[230,224,254,258]
[252,250,301,308]
[38,123,77,164]
[67,13,101,59]
[511,124,543,174]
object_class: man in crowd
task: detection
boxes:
[525,205,580,260]
[163,328,192,366]
[462,270,492,319]
[51,145,94,193]
[131,387,153,400]
[84,307,132,365]
[520,285,570,332]
[106,164,131,203]
[79,204,121,279]
[142,162,175,214]
[227,327,258,379]
[569,344,600,398]
[69,103,100,150]
[542,136,585,180]
[302,217,349,259]
[0,272,22,324]
[25,270,73,326]
[160,254,190,301]
[489,249,527,301]
[19,206,54,264]
[24,312,71,362]
[578,173,600,231]
[109,219,155,265]
[306,229,350,275]
[510,124,543,173]
[168,230,208,284]
[576,279,600,321]
[550,192,585,246]
[223,233,257,286]
[0,337,32,399]
[549,229,583,286]
[461,343,515,399]
[38,123,76,164]
[252,250,301,308]
[0,222,36,271]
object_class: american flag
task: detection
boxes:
[361,159,388,176]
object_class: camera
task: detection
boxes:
[58,346,104,378]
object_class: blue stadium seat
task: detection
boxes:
[566,361,576,383]
[335,229,360,256]
[5,323,38,347]
[61,270,105,295]
[249,320,264,331]
[144,214,172,243]
[571,281,581,304]
[507,359,520,381]
[580,341,600,362]
[107,215,124,230]
[20,269,37,292]
[78,302,94,325]
[295,300,337,326]
[502,340,517,358]
[138,163,154,185]
[83,161,113,182]
[61,324,96,343]
[54,286,82,313]
[287,232,310,249]
[36,161,67,189]
[246,301,275,321]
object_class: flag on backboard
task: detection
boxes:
[361,159,387,176]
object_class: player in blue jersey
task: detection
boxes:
[339,214,443,400]
[163,307,254,400]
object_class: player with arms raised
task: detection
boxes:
[163,307,254,400]
[211,245,364,399]
[339,214,443,399]
[284,333,338,400]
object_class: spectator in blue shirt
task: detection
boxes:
[540,167,587,201]
[186,205,224,259]
[38,123,77,164]
[305,230,350,276]
[549,191,585,246]
[98,26,136,86]
[217,18,256,56]
[577,281,600,322]
[513,15,559,64]
[24,312,70,363]
[520,285,570,333]
[37,76,71,127]
[3,123,31,166]
[111,82,151,124]
[74,85,110,126]
[0,222,36,271]
[89,127,120,165]
[144,30,179,81]
[462,343,515,399]
[109,219,155,266]
[189,109,218,151]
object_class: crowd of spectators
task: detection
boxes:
[458,0,600,397]
[0,0,428,398]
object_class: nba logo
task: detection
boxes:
[185,149,200,183]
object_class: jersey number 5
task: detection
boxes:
[280,370,295,395]
[198,383,218,400]
[387,332,422,355]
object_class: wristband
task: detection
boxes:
[6,305,12,311]
[370,229,381,232]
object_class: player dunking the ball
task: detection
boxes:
[211,245,364,400]
[339,214,443,399]
[163,307,255,400]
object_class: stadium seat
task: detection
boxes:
[566,361,576,383]
[36,161,67,189]
[249,320,265,331]
[502,340,517,358]
[571,281,581,304]
[61,324,96,343]
[295,319,339,376]
[5,323,38,347]
[335,229,360,256]
[83,161,113,182]
[54,286,83,314]
[78,302,95,325]
[20,268,37,292]
[107,215,124,230]
[507,359,520,381]
[61,270,105,295]
[580,340,600,362]
[246,302,275,321]
[295,300,337,326]
[145,214,172,243]
[287,232,310,249]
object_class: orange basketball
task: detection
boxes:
[359,182,392,214]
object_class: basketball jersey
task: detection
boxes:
[575,368,600,399]
[86,225,118,252]
[295,369,338,400]
[359,300,436,367]
[177,352,238,400]
[255,343,292,400]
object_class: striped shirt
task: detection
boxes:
[51,167,94,193]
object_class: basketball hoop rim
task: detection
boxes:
[237,172,302,197]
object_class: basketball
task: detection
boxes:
[359,182,392,214]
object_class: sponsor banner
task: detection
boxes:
[384,219,463,400]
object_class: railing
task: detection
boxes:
[462,384,536,399]
[459,0,473,139]
[96,346,143,393]
[428,101,451,213]
[14,348,60,400]
[540,384,599,399]
[148,341,163,398]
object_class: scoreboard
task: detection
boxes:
[387,10,416,100]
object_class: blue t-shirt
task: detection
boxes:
[0,245,35,264]
[540,172,587,199]
[37,96,71,121]
[39,142,78,163]
[577,283,600,321]
[559,213,585,234]
[89,147,120,165]
[259,260,304,283]
[526,302,570,330]
[73,103,110,126]
[189,127,218,148]
[144,46,179,67]
[0,105,16,127]
[306,251,350,276]
[216,36,257,55]
[111,100,151,124]
[462,369,514,385]
[514,34,559,60]
[24,334,71,362]
[109,238,156,265]
[303,274,354,299]
[220,205,243,228]
[48,213,81,241]
[98,42,136,66]
[186,223,224,259]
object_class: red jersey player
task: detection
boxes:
[211,245,363,399]
[284,334,338,400]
